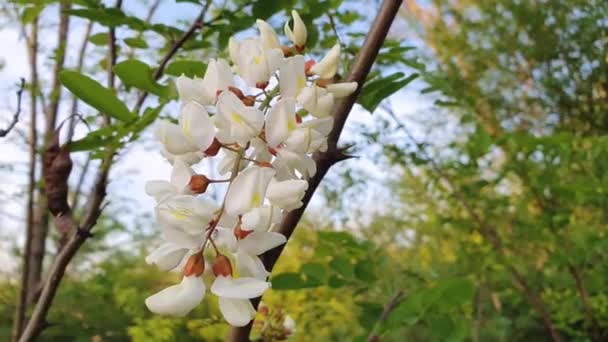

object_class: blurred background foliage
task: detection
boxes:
[1,0,607,341]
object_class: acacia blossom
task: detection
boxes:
[142,9,357,328]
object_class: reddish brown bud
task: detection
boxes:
[281,45,294,57]
[241,96,256,107]
[256,81,269,90]
[268,147,278,156]
[189,175,210,194]
[315,78,334,88]
[234,224,253,240]
[257,161,273,168]
[295,114,302,124]
[216,89,223,97]
[228,86,244,99]
[204,138,222,156]
[258,306,269,315]
[295,44,305,53]
[304,60,316,75]
[184,253,205,277]
[212,255,233,277]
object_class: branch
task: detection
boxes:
[0,78,25,138]
[17,4,214,340]
[367,290,405,342]
[227,1,404,341]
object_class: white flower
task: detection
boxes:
[155,120,198,155]
[218,149,249,175]
[265,98,298,148]
[234,230,286,280]
[256,19,281,50]
[211,276,270,326]
[156,195,218,235]
[283,117,333,154]
[215,91,264,146]
[176,58,233,105]
[224,166,276,216]
[266,178,308,211]
[326,82,358,98]
[179,101,215,151]
[145,275,205,316]
[160,147,203,166]
[283,315,296,333]
[145,159,194,202]
[145,242,190,271]
[284,10,307,48]
[274,149,317,179]
[231,37,283,87]
[241,205,282,231]
[310,43,341,79]
[280,55,307,99]
[297,85,334,118]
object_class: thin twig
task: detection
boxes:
[367,290,405,342]
[227,1,404,341]
[0,78,25,138]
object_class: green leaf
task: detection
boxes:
[124,37,148,49]
[252,0,283,19]
[165,60,207,78]
[60,70,135,122]
[89,32,108,46]
[359,73,419,113]
[300,262,328,283]
[22,5,44,24]
[66,8,148,31]
[271,273,315,290]
[331,256,354,279]
[113,60,168,98]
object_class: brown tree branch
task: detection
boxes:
[367,290,405,342]
[17,4,213,340]
[0,78,25,138]
[227,1,404,341]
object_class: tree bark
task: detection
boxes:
[227,1,404,340]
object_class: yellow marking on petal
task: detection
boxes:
[253,55,261,65]
[287,118,297,131]
[182,117,192,140]
[231,112,243,124]
[170,207,193,221]
[297,76,306,90]
[251,192,262,207]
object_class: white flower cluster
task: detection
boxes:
[143,10,357,327]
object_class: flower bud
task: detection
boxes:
[295,114,303,124]
[241,96,256,107]
[281,45,294,57]
[183,253,205,277]
[189,174,210,194]
[204,138,221,156]
[228,86,244,99]
[304,60,316,76]
[212,254,233,277]
[256,81,269,90]
[284,10,307,51]
[268,147,278,156]
[234,224,253,239]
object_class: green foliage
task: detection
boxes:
[165,60,207,78]
[59,70,135,122]
[113,60,169,98]
[359,72,419,112]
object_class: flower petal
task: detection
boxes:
[236,249,270,280]
[224,166,275,216]
[238,231,286,256]
[145,180,176,203]
[145,275,205,316]
[310,43,340,79]
[146,243,189,271]
[218,297,257,327]
[265,98,297,147]
[326,82,358,98]
[211,276,270,299]
[180,101,215,150]
[279,55,306,99]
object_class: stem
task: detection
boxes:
[366,290,404,342]
[227,1,403,340]
[12,16,39,342]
